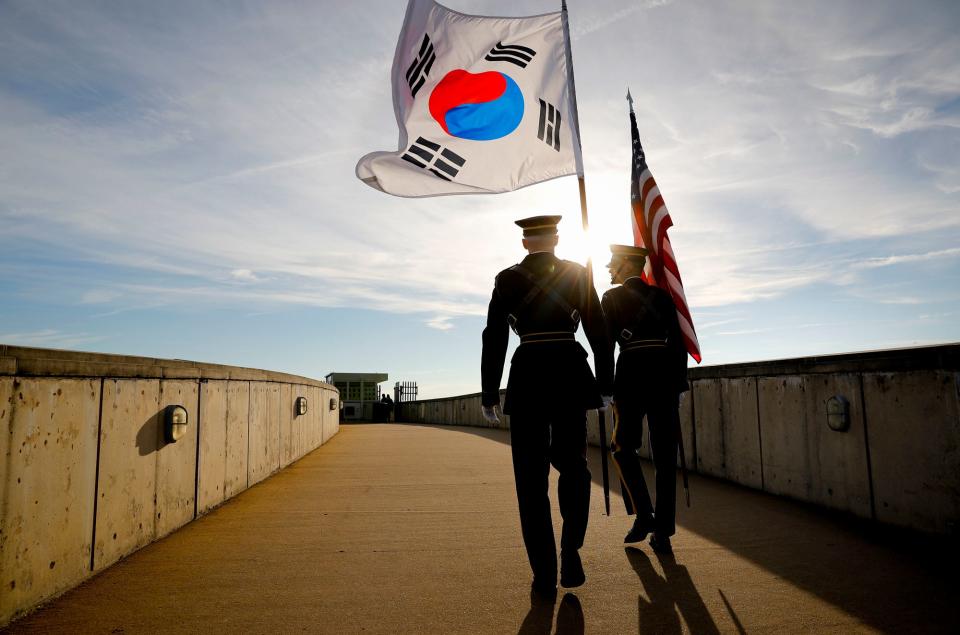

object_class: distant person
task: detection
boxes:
[380,393,394,422]
[480,215,614,598]
[601,245,688,554]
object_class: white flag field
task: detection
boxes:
[356,0,582,197]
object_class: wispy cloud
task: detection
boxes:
[230,269,261,283]
[851,247,960,270]
[697,317,746,330]
[0,329,107,349]
[569,0,674,40]
[81,289,122,304]
[426,315,455,331]
[88,279,490,320]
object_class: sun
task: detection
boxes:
[557,192,635,286]
[558,223,611,268]
[533,171,636,288]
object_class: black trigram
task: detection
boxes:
[405,34,436,97]
[401,137,466,181]
[484,41,537,68]
[537,99,561,151]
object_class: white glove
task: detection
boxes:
[600,395,614,412]
[481,404,501,424]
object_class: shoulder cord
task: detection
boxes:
[618,284,666,342]
[503,264,581,334]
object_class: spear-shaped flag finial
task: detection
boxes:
[626,87,634,112]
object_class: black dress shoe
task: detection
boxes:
[624,515,654,544]
[560,551,585,588]
[649,533,673,554]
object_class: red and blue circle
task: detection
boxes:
[428,69,524,141]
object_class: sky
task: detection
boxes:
[1,0,958,399]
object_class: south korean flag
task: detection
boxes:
[356,0,582,198]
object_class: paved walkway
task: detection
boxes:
[5,423,958,634]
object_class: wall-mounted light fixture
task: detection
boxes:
[296,396,308,416]
[826,395,850,432]
[329,398,338,411]
[164,405,189,443]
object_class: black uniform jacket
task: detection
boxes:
[601,277,689,399]
[481,252,614,415]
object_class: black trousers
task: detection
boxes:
[611,395,679,536]
[509,408,591,581]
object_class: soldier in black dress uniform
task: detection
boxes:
[481,215,613,597]
[601,244,688,554]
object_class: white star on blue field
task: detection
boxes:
[2,0,958,398]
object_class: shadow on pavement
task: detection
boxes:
[517,592,584,635]
[412,422,960,633]
[626,547,719,635]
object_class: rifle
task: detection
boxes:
[677,392,690,507]
[598,408,610,516]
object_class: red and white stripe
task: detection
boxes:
[631,167,702,363]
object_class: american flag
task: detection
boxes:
[628,95,702,363]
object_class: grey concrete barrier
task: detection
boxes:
[396,344,960,536]
[0,346,339,627]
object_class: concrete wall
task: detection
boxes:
[397,344,960,536]
[0,378,100,627]
[757,373,873,519]
[863,370,960,532]
[0,346,339,627]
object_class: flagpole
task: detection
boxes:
[562,0,611,518]
[560,0,588,230]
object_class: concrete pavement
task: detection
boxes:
[4,423,958,633]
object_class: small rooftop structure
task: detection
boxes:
[325,372,388,421]
[325,372,388,384]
